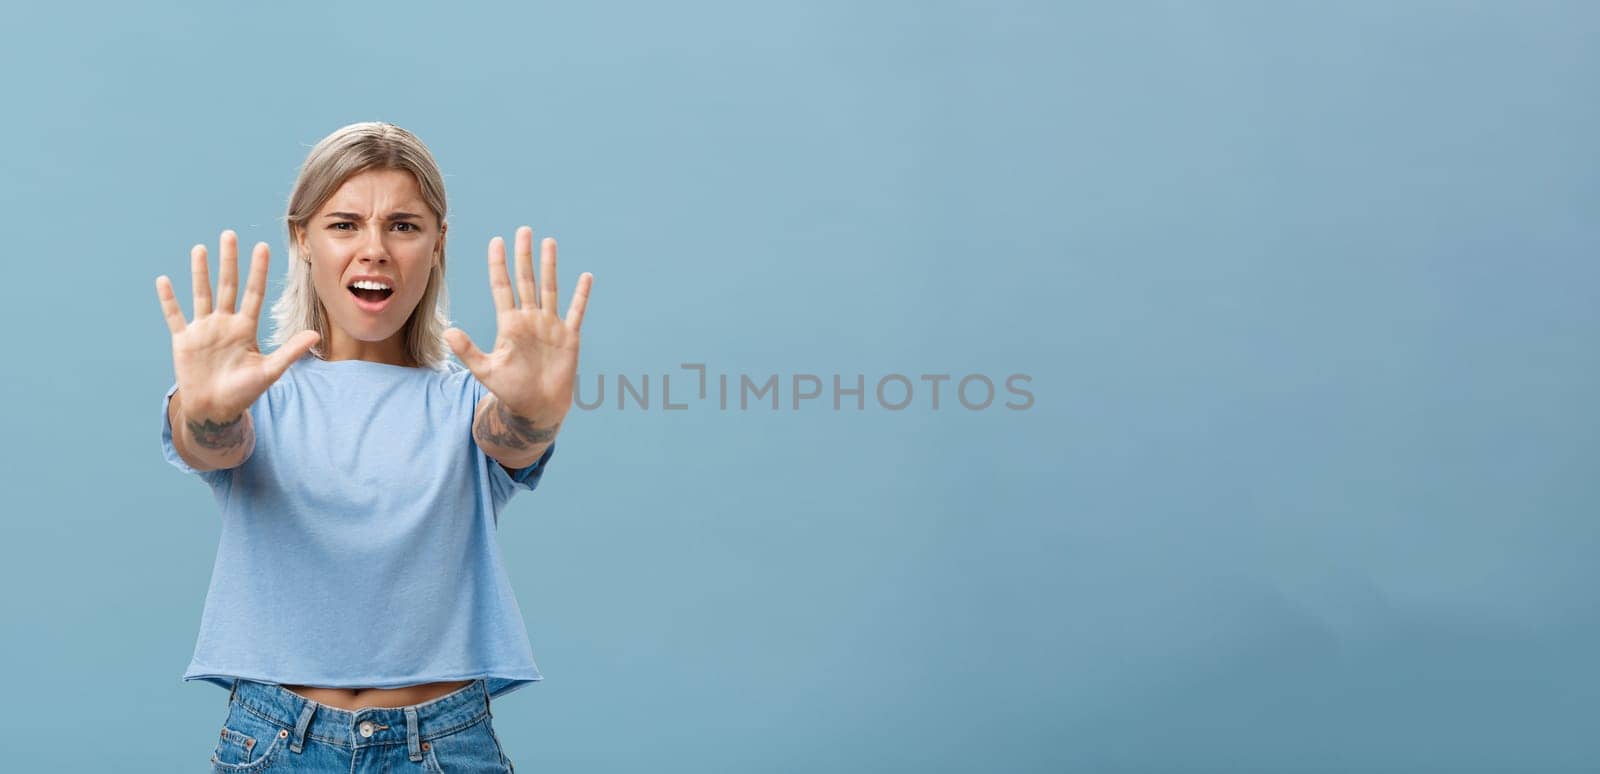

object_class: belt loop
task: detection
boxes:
[290,700,316,754]
[405,707,422,762]
[484,680,492,717]
[228,679,238,705]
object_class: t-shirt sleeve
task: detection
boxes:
[160,382,233,490]
[488,442,556,501]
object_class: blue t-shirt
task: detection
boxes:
[160,352,556,699]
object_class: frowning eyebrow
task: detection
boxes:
[323,211,425,221]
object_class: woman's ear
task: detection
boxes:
[291,225,310,263]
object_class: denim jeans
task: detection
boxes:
[209,677,516,773]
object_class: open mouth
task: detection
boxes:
[348,286,394,302]
[348,283,395,311]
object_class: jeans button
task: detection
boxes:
[359,720,375,738]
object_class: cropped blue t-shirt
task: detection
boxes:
[160,352,556,699]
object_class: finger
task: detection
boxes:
[565,271,594,332]
[486,237,515,312]
[216,230,239,314]
[155,275,188,334]
[239,242,271,321]
[539,236,558,314]
[514,226,538,309]
[443,328,490,375]
[264,330,320,382]
[191,243,213,317]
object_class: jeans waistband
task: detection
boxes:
[227,678,491,754]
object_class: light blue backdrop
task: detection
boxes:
[1,2,1595,772]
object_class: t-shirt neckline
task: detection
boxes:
[298,354,430,372]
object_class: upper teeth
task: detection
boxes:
[351,280,391,291]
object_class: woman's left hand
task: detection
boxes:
[445,226,593,421]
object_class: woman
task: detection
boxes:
[155,121,592,772]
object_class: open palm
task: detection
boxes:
[445,226,593,419]
[155,230,320,420]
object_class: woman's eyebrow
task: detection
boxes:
[323,211,425,220]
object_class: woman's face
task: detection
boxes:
[297,168,444,359]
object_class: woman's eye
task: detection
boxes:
[331,222,354,231]
[394,222,417,232]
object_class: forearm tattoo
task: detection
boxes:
[186,412,249,452]
[477,396,560,450]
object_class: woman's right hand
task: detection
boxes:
[155,230,320,422]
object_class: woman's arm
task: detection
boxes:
[157,231,318,473]
[447,226,592,471]
[472,393,562,470]
[169,387,256,472]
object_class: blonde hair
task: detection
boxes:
[269,121,453,370]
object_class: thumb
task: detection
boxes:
[264,330,321,382]
[444,328,489,375]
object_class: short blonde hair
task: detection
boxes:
[269,121,453,370]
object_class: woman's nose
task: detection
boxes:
[359,229,388,263]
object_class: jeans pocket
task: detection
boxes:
[423,716,514,773]
[210,702,290,772]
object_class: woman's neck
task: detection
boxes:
[321,329,414,366]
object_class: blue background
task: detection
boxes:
[1,2,1595,771]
